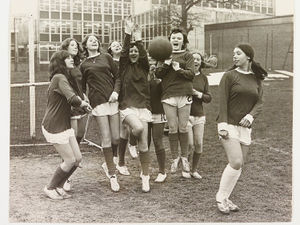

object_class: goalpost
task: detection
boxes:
[10,15,101,149]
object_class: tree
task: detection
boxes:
[158,0,245,34]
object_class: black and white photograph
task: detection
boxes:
[5,0,297,223]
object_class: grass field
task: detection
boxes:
[9,74,293,223]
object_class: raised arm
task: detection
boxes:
[134,24,149,73]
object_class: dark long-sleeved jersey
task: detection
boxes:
[119,33,150,110]
[42,74,82,133]
[155,50,195,100]
[217,69,263,126]
[80,53,120,108]
[190,72,212,117]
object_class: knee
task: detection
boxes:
[101,136,112,148]
[178,124,188,133]
[153,138,163,150]
[75,155,82,166]
[168,123,178,133]
[229,159,243,170]
[138,141,148,153]
[194,142,203,154]
[62,158,76,170]
[111,137,120,145]
[133,124,144,137]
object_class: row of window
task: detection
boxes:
[40,0,131,13]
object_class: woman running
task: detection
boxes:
[155,28,195,178]
[216,44,267,214]
[81,34,121,192]
[119,17,152,192]
[42,50,91,200]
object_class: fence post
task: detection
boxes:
[28,15,36,139]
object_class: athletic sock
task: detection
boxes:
[178,132,189,157]
[129,132,137,146]
[216,164,242,201]
[112,143,118,158]
[47,166,69,190]
[102,147,115,176]
[188,146,194,162]
[76,136,83,144]
[139,151,151,176]
[191,152,201,172]
[155,148,166,174]
[118,138,128,167]
[58,165,77,188]
[168,133,179,159]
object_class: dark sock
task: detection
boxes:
[76,136,83,144]
[118,138,128,166]
[58,165,77,188]
[47,166,69,190]
[188,146,194,162]
[155,148,166,174]
[103,147,115,176]
[168,133,179,159]
[148,123,152,149]
[192,152,201,172]
[139,151,151,176]
[129,132,137,146]
[112,143,118,157]
[179,132,189,157]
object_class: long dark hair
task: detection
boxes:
[82,34,102,57]
[228,44,267,80]
[168,28,189,50]
[59,38,84,66]
[48,50,83,98]
[49,50,71,81]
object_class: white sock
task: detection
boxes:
[216,164,242,202]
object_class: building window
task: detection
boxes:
[83,0,93,12]
[114,2,122,15]
[40,19,50,33]
[152,0,159,4]
[40,11,49,19]
[83,22,93,35]
[61,0,71,11]
[73,21,82,35]
[40,0,49,11]
[50,20,61,34]
[93,0,102,14]
[104,1,112,14]
[50,0,60,11]
[123,2,131,15]
[93,23,102,35]
[73,0,83,13]
[61,21,71,34]
[103,23,110,35]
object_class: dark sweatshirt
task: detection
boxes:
[155,50,195,100]
[190,72,212,117]
[80,53,120,108]
[42,74,82,133]
[119,33,150,110]
[217,69,263,126]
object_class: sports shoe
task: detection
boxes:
[216,199,230,214]
[141,174,150,192]
[102,162,110,179]
[110,175,120,192]
[128,144,138,158]
[113,156,119,165]
[226,199,240,212]
[116,165,130,176]
[170,157,180,173]
[182,171,191,178]
[191,171,202,179]
[43,186,63,200]
[154,173,167,183]
[63,179,71,192]
[181,157,190,172]
[56,187,72,199]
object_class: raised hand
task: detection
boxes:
[125,16,134,35]
[133,24,142,41]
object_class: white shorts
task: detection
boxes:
[71,113,88,120]
[223,124,252,145]
[152,114,167,124]
[187,116,206,127]
[92,102,119,117]
[120,107,152,123]
[162,95,192,108]
[42,126,75,145]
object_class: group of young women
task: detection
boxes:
[41,16,267,214]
